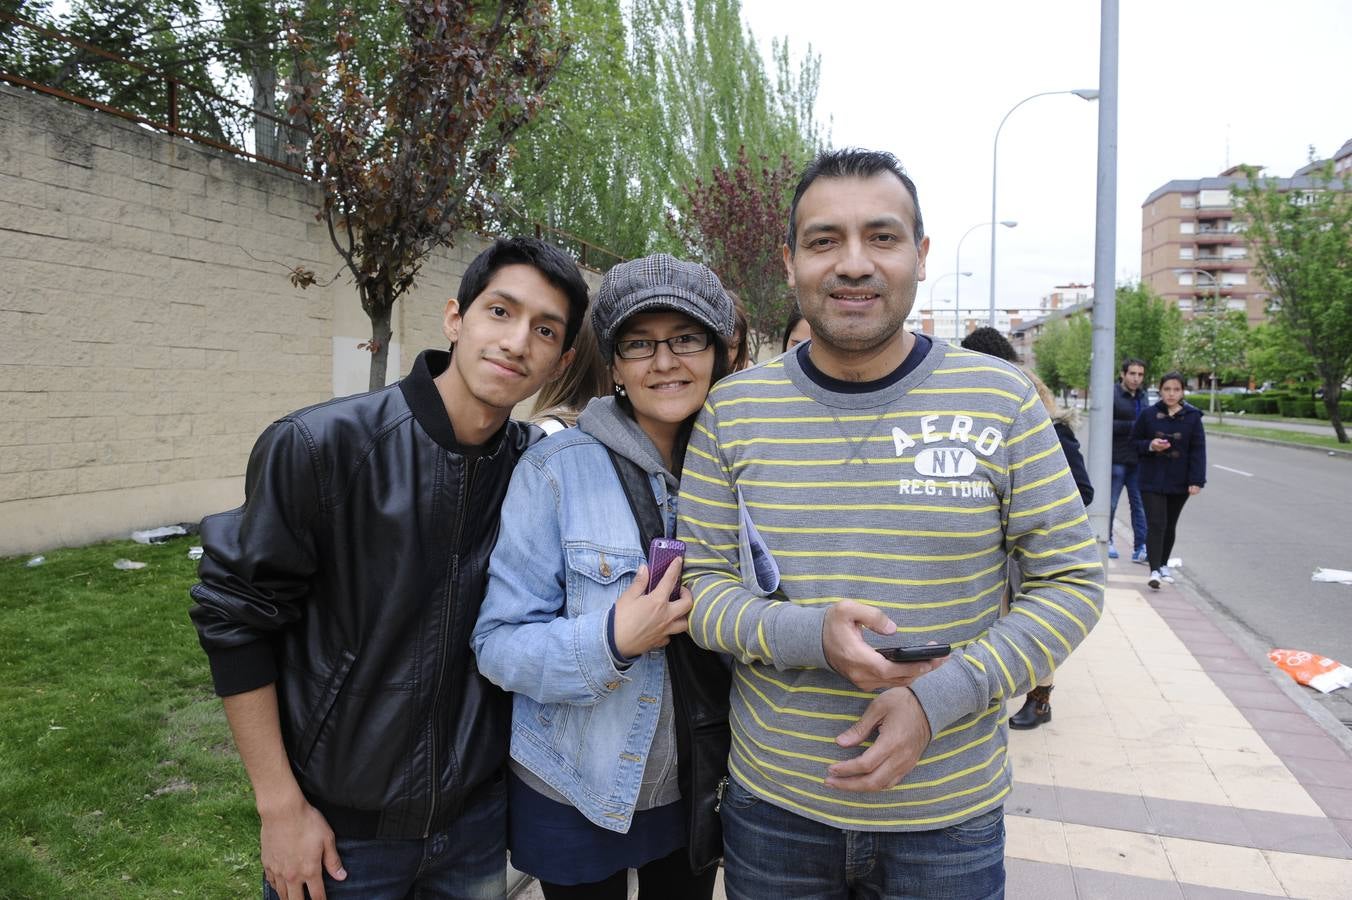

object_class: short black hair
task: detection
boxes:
[1121,357,1146,374]
[1158,370,1185,390]
[960,326,1018,362]
[457,237,590,351]
[786,148,924,254]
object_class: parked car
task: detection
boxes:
[1146,388,1160,405]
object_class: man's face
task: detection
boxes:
[782,173,929,355]
[1122,365,1145,392]
[442,263,575,413]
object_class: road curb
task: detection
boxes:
[1205,428,1352,460]
[1166,567,1352,755]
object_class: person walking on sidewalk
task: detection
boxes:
[1109,358,1149,563]
[1132,371,1206,591]
[189,238,589,900]
[473,255,735,900]
[679,148,1105,899]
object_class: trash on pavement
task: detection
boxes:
[1269,649,1352,693]
[25,556,45,567]
[131,525,188,544]
[1311,567,1352,585]
[1167,557,1183,569]
[112,559,148,571]
[187,546,203,561]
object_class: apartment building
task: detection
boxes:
[1140,139,1351,324]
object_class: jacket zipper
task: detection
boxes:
[424,454,479,837]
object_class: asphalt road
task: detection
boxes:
[1114,432,1352,726]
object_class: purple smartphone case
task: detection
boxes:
[647,538,686,600]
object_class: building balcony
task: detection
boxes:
[1195,229,1245,242]
[1192,255,1248,269]
[1197,205,1234,218]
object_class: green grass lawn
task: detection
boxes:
[0,539,256,898]
[1208,422,1352,454]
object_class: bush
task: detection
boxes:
[1243,396,1280,414]
[1311,402,1352,421]
[1278,398,1318,418]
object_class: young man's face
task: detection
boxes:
[1122,364,1145,392]
[782,172,929,356]
[442,263,575,414]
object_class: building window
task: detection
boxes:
[1226,299,1247,311]
[1178,299,1193,311]
[1178,273,1194,286]
[1221,272,1247,286]
[1179,247,1195,260]
[1222,246,1247,260]
[1180,222,1195,235]
[1180,195,1197,209]
[1199,189,1231,207]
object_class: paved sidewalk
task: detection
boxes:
[1004,559,1352,898]
[516,557,1352,899]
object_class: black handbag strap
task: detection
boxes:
[606,448,666,547]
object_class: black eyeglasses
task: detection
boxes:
[615,331,712,360]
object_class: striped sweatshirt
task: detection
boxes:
[677,340,1104,830]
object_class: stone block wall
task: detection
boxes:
[0,86,597,555]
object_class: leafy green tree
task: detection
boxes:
[1237,161,1352,441]
[1057,314,1093,397]
[1114,281,1182,386]
[1176,292,1249,411]
[290,0,566,390]
[1033,318,1068,396]
[1246,321,1316,387]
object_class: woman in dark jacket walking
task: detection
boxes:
[1131,371,1206,590]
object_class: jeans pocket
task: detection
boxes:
[721,776,762,812]
[941,806,1004,846]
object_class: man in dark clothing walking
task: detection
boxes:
[188,237,589,900]
[1109,358,1149,563]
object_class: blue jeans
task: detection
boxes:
[720,778,1005,899]
[1108,463,1147,552]
[263,779,507,900]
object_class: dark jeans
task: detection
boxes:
[1109,463,1147,552]
[539,847,717,900]
[720,778,1005,900]
[1142,491,1190,572]
[262,779,506,900]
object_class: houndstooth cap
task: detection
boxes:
[592,254,736,359]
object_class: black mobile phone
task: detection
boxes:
[877,643,951,663]
[647,537,686,601]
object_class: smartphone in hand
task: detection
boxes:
[877,643,951,663]
[647,538,686,601]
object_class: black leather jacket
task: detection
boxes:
[189,350,534,838]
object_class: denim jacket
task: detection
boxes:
[471,419,677,833]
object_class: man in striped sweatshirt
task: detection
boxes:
[679,149,1104,898]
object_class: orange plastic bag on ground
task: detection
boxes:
[1269,649,1352,693]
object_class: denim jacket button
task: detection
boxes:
[605,680,620,691]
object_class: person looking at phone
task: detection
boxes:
[1131,371,1206,590]
[188,237,589,900]
[678,148,1104,899]
[472,254,735,899]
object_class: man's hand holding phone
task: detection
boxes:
[613,541,692,658]
[822,600,948,691]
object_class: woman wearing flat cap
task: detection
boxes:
[473,254,735,899]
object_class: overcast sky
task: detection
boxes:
[739,0,1350,319]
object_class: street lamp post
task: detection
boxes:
[989,88,1099,326]
[928,271,972,341]
[957,220,1017,337]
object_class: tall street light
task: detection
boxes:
[957,220,1017,338]
[928,271,971,341]
[988,88,1099,326]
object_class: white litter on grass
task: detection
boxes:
[187,546,203,561]
[25,556,45,567]
[112,559,147,571]
[131,525,188,544]
[1312,567,1352,585]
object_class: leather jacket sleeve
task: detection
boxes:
[189,419,322,696]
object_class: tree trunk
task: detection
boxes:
[1323,382,1348,443]
[367,303,395,393]
[251,62,280,163]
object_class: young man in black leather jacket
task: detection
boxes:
[189,237,589,900]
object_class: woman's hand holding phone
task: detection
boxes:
[613,560,693,659]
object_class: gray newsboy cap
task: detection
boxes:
[592,253,736,359]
